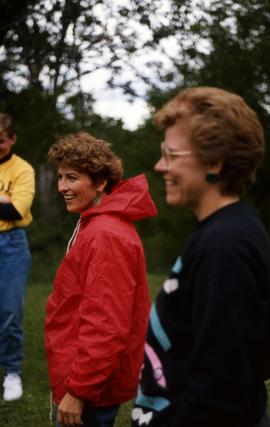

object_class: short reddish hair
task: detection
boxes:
[155,87,265,195]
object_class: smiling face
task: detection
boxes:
[57,166,103,213]
[154,120,213,215]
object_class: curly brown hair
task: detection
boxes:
[48,132,123,192]
[155,87,265,195]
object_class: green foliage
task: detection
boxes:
[2,0,270,274]
[178,0,270,229]
[1,1,270,423]
[146,0,270,233]
[0,87,75,165]
[0,283,50,426]
[1,274,270,425]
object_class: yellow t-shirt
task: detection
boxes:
[0,154,35,231]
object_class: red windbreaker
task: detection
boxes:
[45,174,157,406]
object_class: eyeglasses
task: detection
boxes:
[160,142,193,164]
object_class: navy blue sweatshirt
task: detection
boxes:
[132,202,270,427]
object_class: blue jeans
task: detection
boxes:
[0,228,31,374]
[56,404,119,427]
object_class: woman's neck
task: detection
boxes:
[195,190,240,221]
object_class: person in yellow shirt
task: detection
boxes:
[0,113,35,401]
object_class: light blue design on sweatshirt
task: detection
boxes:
[150,303,171,351]
[135,386,170,411]
[172,256,182,274]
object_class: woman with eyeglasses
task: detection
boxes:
[132,87,270,427]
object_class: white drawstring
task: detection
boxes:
[66,218,81,253]
[49,391,53,424]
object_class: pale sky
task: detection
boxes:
[93,94,151,130]
[84,0,172,130]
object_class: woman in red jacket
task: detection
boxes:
[45,132,157,427]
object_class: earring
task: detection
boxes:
[205,173,220,184]
[93,190,102,206]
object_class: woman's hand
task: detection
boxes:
[57,392,84,426]
[0,194,11,203]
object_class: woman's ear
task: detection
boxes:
[205,160,223,185]
[10,134,17,146]
[207,159,223,175]
[96,180,108,193]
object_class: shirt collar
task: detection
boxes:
[0,150,13,164]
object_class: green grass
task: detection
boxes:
[0,283,51,426]
[2,273,269,426]
[0,274,164,426]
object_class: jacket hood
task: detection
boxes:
[81,174,157,222]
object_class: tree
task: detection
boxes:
[0,0,28,45]
[181,0,270,227]
[0,0,192,272]
[1,0,181,106]
[145,0,270,226]
[129,0,270,269]
[2,0,270,274]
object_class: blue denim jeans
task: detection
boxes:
[56,404,119,427]
[0,228,31,374]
